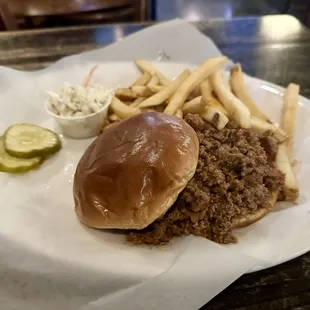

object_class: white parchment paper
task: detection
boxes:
[1,19,310,310]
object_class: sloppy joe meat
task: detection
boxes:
[127,114,284,245]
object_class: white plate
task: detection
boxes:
[0,61,310,277]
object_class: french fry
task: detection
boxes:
[164,56,227,115]
[130,97,146,107]
[138,70,190,108]
[108,113,121,122]
[210,70,251,128]
[182,96,204,114]
[175,109,183,119]
[132,72,151,86]
[250,117,287,143]
[200,106,229,130]
[200,79,213,100]
[230,64,271,122]
[281,83,299,158]
[147,74,160,86]
[200,79,229,117]
[135,59,170,85]
[275,83,300,202]
[115,88,137,101]
[116,86,155,100]
[110,96,141,119]
[276,143,299,201]
[147,85,164,93]
[122,101,133,105]
[130,86,154,97]
[188,83,202,100]
[157,75,170,86]
[206,97,229,117]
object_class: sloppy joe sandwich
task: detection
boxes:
[73,57,299,245]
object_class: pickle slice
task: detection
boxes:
[0,137,42,173]
[4,124,61,158]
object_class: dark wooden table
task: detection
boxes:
[1,14,310,310]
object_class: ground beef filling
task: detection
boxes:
[127,114,285,245]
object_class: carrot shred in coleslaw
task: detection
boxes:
[83,66,98,87]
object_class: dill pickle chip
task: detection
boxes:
[4,124,61,158]
[0,137,42,173]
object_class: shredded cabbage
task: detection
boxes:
[46,84,113,117]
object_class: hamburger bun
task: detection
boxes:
[74,112,199,230]
[232,191,279,228]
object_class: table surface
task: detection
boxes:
[1,14,310,310]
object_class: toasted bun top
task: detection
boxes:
[74,112,199,230]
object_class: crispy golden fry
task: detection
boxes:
[130,97,146,107]
[201,79,229,117]
[182,96,204,114]
[276,143,299,201]
[250,117,287,142]
[230,64,271,122]
[281,83,300,158]
[138,70,190,108]
[206,97,229,117]
[275,83,300,202]
[130,86,154,97]
[210,70,251,128]
[147,85,164,93]
[110,96,141,119]
[175,109,183,119]
[200,79,213,99]
[116,86,155,101]
[200,106,229,130]
[158,75,170,86]
[147,74,160,86]
[115,88,137,101]
[188,83,202,100]
[108,113,121,122]
[164,56,228,115]
[132,72,151,86]
[135,59,170,85]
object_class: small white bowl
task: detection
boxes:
[45,94,112,139]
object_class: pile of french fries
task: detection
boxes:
[104,57,299,202]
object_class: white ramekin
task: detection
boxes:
[45,95,112,139]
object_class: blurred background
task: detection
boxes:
[0,0,309,30]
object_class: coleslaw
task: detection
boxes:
[46,84,113,117]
